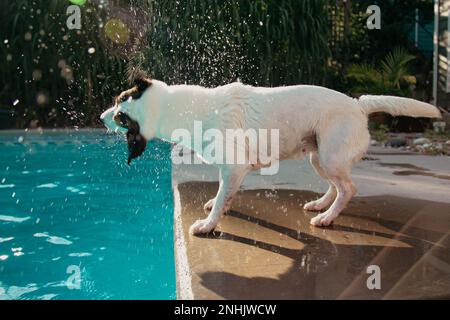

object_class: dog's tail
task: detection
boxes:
[358,95,441,119]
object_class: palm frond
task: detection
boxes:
[380,47,415,88]
[346,63,382,84]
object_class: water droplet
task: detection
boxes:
[36,93,48,106]
[32,69,42,81]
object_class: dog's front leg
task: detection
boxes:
[189,166,249,235]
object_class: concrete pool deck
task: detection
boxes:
[173,147,450,299]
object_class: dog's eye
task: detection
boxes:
[117,95,130,104]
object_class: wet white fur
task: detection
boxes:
[101,80,441,234]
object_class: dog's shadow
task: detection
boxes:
[194,202,449,299]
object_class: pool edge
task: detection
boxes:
[173,184,194,300]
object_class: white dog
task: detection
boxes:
[100,75,441,235]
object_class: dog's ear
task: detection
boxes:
[131,70,152,93]
[134,77,152,93]
[126,120,147,165]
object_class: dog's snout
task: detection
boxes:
[100,106,115,123]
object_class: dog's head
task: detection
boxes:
[100,75,152,165]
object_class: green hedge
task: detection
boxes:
[1,0,431,128]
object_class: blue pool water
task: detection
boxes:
[0,130,175,299]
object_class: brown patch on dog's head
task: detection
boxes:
[113,111,147,165]
[133,75,152,93]
[112,70,152,165]
[114,76,152,106]
[128,69,152,94]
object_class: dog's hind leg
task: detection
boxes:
[190,165,249,235]
[303,152,337,211]
[309,118,369,227]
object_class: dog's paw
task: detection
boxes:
[303,200,322,211]
[310,213,334,227]
[189,219,217,235]
[203,198,216,214]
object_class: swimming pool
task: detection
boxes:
[0,130,175,299]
